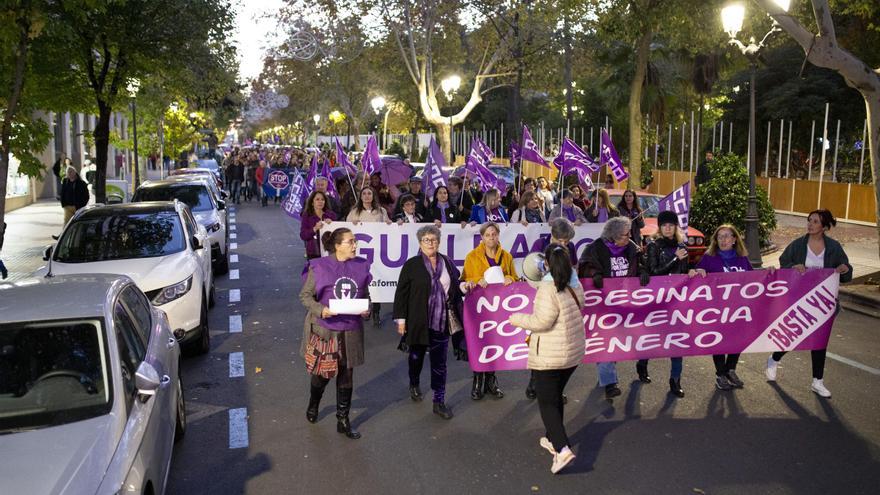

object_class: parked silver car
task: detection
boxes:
[0,274,185,495]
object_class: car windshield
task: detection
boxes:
[608,194,660,218]
[54,211,185,263]
[489,166,516,184]
[134,184,214,212]
[0,320,111,433]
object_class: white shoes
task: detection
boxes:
[551,446,576,474]
[765,356,778,381]
[811,378,832,398]
[539,437,556,455]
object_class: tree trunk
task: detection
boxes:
[866,96,880,256]
[627,28,653,188]
[563,13,573,126]
[437,122,452,164]
[93,103,112,204]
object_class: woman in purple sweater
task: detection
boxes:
[300,191,337,259]
[689,224,752,391]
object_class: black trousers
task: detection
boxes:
[713,354,740,376]
[533,366,577,452]
[772,349,827,379]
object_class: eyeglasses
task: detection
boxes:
[340,239,358,246]
[420,238,439,245]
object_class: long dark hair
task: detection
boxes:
[354,186,379,214]
[304,190,329,217]
[432,185,450,206]
[545,244,572,292]
[617,189,641,214]
[321,227,352,254]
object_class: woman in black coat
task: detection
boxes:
[393,225,468,420]
[427,186,467,224]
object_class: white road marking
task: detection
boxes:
[230,242,238,250]
[229,289,240,303]
[827,352,880,376]
[230,254,239,263]
[229,352,245,378]
[229,269,239,280]
[230,225,237,231]
[229,314,242,333]
[230,233,237,239]
[228,408,248,449]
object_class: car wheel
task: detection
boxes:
[215,247,229,275]
[174,373,186,442]
[194,297,210,355]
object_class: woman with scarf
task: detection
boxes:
[690,224,752,391]
[299,228,372,439]
[393,225,467,420]
[461,222,517,400]
[764,209,852,398]
[617,189,645,246]
[578,216,650,399]
[549,190,587,225]
[427,186,467,225]
[510,191,547,225]
[299,191,337,260]
[638,210,689,397]
[585,189,619,223]
[393,193,423,224]
[468,188,509,225]
[569,184,591,212]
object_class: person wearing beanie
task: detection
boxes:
[60,165,89,225]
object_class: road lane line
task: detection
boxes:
[230,233,237,239]
[230,254,239,263]
[827,352,880,376]
[229,314,242,333]
[229,408,248,449]
[229,289,240,303]
[229,269,239,279]
[229,352,245,378]
[230,242,238,250]
[230,225,237,231]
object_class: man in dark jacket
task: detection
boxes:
[60,166,89,224]
[695,151,713,189]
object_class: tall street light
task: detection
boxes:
[441,75,461,160]
[371,96,388,150]
[312,113,321,146]
[126,78,141,188]
[720,0,789,268]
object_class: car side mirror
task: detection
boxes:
[190,235,204,250]
[135,361,160,401]
[217,200,226,210]
[43,245,53,261]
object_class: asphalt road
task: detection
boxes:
[167,200,880,495]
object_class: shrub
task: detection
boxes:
[384,140,406,159]
[690,153,777,248]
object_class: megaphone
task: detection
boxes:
[522,252,547,282]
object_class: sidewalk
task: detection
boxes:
[2,200,64,282]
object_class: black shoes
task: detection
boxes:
[636,363,652,383]
[484,372,504,399]
[471,374,484,400]
[371,304,380,326]
[525,374,537,400]
[409,385,423,402]
[433,402,453,420]
[726,370,744,388]
[669,378,685,398]
[306,383,323,423]
[605,384,622,399]
[336,388,361,439]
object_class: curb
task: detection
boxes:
[839,288,880,319]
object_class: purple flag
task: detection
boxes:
[319,158,339,199]
[553,138,601,174]
[335,138,357,176]
[509,141,521,167]
[521,125,549,168]
[421,137,449,198]
[362,135,381,177]
[657,181,691,230]
[282,170,306,220]
[465,139,506,193]
[599,129,629,182]
[303,153,319,198]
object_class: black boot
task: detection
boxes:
[336,388,361,439]
[525,372,537,400]
[636,362,652,383]
[306,383,324,423]
[371,303,380,327]
[471,373,485,400]
[484,372,504,399]
[669,378,685,398]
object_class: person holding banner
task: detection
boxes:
[393,194,424,224]
[691,224,752,391]
[578,217,651,399]
[585,189,619,223]
[394,177,427,218]
[299,228,372,440]
[468,188,509,225]
[510,191,547,225]
[346,187,391,224]
[461,222,517,401]
[549,190,587,225]
[617,189,645,247]
[393,225,467,420]
[300,191,337,260]
[765,209,852,398]
[509,244,585,474]
[638,210,690,397]
[427,186,467,225]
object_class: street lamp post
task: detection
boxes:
[127,79,141,188]
[720,0,789,268]
[371,96,387,150]
[312,114,320,147]
[441,75,461,160]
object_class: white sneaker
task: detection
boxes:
[811,378,831,398]
[765,357,778,381]
[551,446,576,474]
[539,437,556,455]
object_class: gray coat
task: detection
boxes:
[298,268,365,368]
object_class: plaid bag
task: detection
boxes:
[304,332,339,379]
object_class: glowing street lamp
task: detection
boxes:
[440,75,461,101]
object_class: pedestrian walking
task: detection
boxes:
[765,209,852,397]
[690,224,752,390]
[617,189,645,246]
[60,165,89,225]
[509,244,585,474]
[549,190,587,225]
[256,160,267,207]
[300,191,337,260]
[299,228,372,439]
[461,222,516,401]
[0,222,8,279]
[393,225,467,420]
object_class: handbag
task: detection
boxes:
[304,331,339,379]
[447,300,463,335]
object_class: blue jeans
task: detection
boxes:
[598,361,618,386]
[637,358,683,379]
[230,180,241,203]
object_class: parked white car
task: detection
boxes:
[38,201,214,354]
[0,274,185,495]
[133,178,230,275]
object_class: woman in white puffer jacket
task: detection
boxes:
[509,244,585,475]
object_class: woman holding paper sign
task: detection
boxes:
[300,191,337,260]
[509,244,585,474]
[299,228,372,439]
[468,188,509,224]
[765,209,852,398]
[461,222,517,401]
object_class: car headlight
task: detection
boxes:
[687,236,696,246]
[696,237,704,246]
[152,276,193,305]
[206,222,221,233]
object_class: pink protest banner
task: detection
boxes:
[462,269,840,372]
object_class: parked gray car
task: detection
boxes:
[0,274,185,495]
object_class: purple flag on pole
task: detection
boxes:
[362,135,381,177]
[510,141,521,167]
[599,129,630,182]
[283,170,306,220]
[303,153,319,197]
[320,158,339,199]
[521,125,549,168]
[553,137,601,174]
[421,137,449,198]
[657,181,691,230]
[335,138,357,176]
[465,139,506,193]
